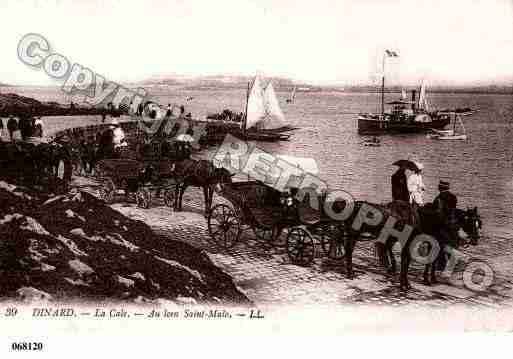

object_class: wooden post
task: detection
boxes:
[381,75,385,119]
[243,81,250,137]
[381,54,385,119]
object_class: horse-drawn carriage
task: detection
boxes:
[207,173,351,266]
[94,135,191,209]
[206,175,483,288]
[94,158,177,209]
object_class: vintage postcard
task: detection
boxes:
[0,0,512,355]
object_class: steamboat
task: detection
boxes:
[357,50,450,134]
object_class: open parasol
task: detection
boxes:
[392,159,419,172]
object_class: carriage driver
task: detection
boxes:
[111,119,128,149]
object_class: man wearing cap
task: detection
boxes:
[434,181,458,234]
[433,180,459,270]
[407,162,425,225]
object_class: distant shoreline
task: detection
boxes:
[3,84,512,96]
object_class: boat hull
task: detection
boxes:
[357,116,450,134]
[436,134,467,140]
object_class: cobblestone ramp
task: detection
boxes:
[74,177,513,307]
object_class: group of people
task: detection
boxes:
[392,161,459,250]
[96,119,128,159]
[0,115,45,141]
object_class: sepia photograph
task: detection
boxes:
[0,0,512,354]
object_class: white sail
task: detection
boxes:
[245,75,266,130]
[260,82,288,129]
[401,89,407,100]
[418,81,429,111]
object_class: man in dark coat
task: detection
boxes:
[0,116,4,140]
[7,116,18,141]
[433,180,459,269]
[96,125,115,160]
[433,180,458,226]
[391,166,409,202]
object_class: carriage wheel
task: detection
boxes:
[163,189,175,208]
[207,204,241,248]
[287,227,315,266]
[316,223,347,260]
[136,188,151,209]
[98,178,115,203]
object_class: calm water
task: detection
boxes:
[6,86,513,239]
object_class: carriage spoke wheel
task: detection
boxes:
[316,223,346,260]
[287,227,315,266]
[207,204,241,248]
[136,188,151,209]
[98,178,115,203]
[163,189,175,208]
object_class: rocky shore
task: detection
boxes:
[0,180,250,305]
[0,93,114,117]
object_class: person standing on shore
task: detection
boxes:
[433,180,458,268]
[391,165,409,202]
[112,120,127,150]
[97,124,116,160]
[0,117,4,140]
[7,115,18,141]
[407,162,425,225]
[34,117,44,137]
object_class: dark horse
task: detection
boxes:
[417,205,482,285]
[170,159,233,215]
[0,139,72,192]
[377,201,482,288]
[336,199,417,290]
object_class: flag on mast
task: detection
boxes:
[385,49,398,57]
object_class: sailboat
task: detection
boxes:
[286,86,296,103]
[241,75,295,140]
[428,112,467,140]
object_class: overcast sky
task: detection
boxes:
[1,0,512,86]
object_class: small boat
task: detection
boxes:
[429,112,468,141]
[440,107,474,116]
[362,136,381,147]
[432,129,454,136]
[286,86,296,103]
